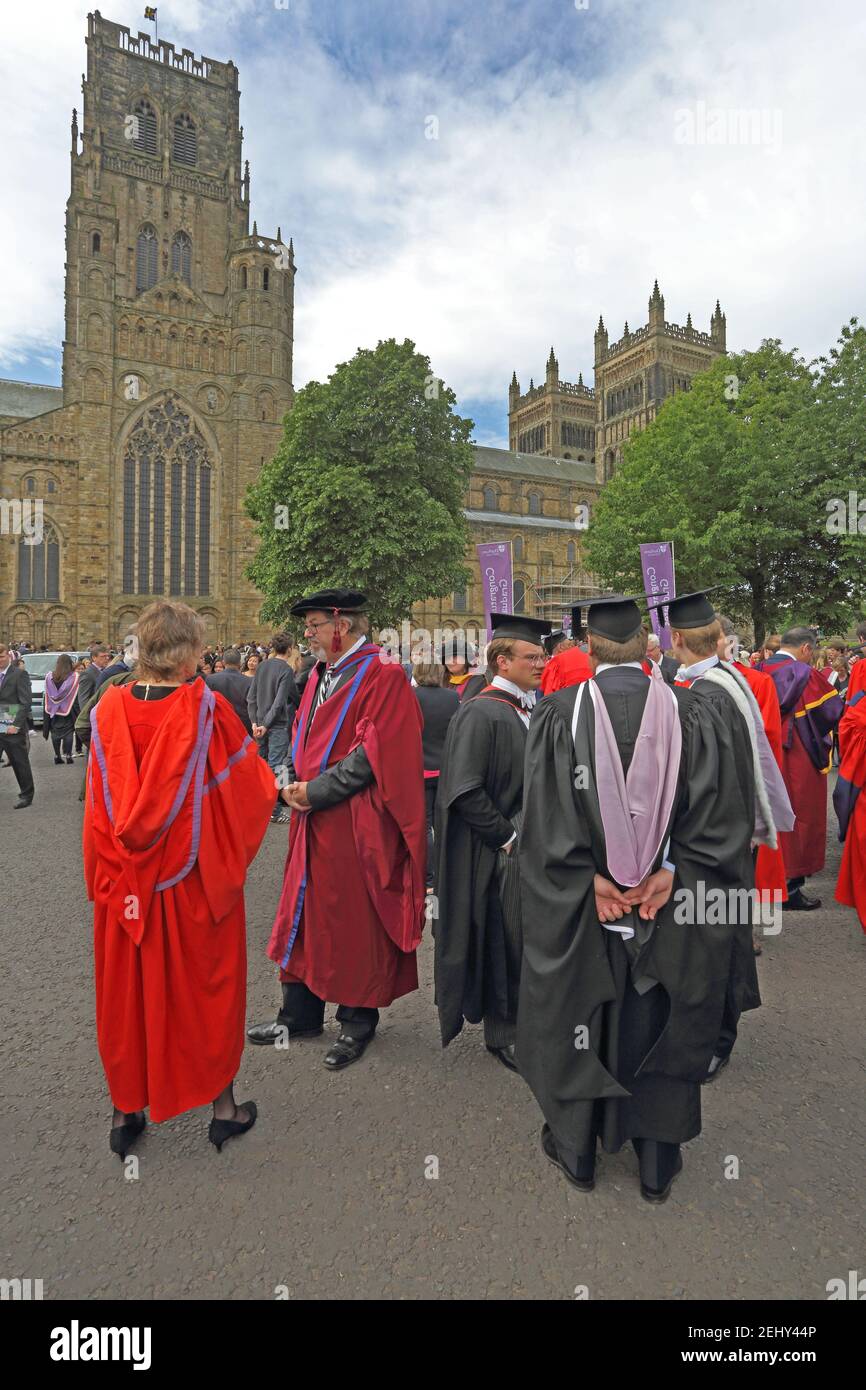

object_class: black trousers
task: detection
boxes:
[52,732,73,759]
[787,876,806,893]
[0,731,34,800]
[280,981,379,1041]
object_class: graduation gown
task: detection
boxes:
[268,644,426,1007]
[758,656,844,878]
[834,695,866,931]
[84,680,275,1121]
[733,659,787,902]
[434,686,528,1046]
[516,669,757,1166]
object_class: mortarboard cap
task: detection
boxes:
[489,612,551,645]
[646,587,721,630]
[574,595,644,643]
[289,588,368,617]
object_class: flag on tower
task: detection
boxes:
[144,6,157,18]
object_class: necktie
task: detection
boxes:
[317,667,333,708]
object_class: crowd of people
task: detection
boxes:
[2,592,864,1201]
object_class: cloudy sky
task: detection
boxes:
[1,0,862,445]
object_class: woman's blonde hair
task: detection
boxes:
[135,600,205,680]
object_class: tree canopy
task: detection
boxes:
[584,324,866,643]
[246,338,474,629]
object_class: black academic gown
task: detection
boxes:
[434,686,528,1046]
[516,666,757,1171]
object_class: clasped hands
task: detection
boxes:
[280,780,311,812]
[594,868,674,924]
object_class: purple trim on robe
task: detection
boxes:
[203,735,253,793]
[280,655,374,968]
[44,671,79,718]
[144,685,214,850]
[89,704,114,824]
[155,690,215,891]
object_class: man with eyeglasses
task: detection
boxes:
[434,612,550,1073]
[248,590,426,1071]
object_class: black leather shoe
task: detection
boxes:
[640,1151,683,1204]
[323,1032,374,1069]
[486,1043,519,1073]
[785,888,821,911]
[701,1053,730,1085]
[208,1100,257,1153]
[13,796,33,809]
[246,1017,323,1045]
[540,1124,595,1191]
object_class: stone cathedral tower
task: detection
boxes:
[0,10,295,647]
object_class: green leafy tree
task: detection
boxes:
[585,336,866,643]
[246,338,474,629]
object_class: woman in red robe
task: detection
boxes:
[84,601,275,1158]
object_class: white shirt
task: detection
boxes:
[676,654,719,683]
[491,674,536,728]
[773,649,797,661]
[315,634,367,709]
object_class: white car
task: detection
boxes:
[21,652,90,727]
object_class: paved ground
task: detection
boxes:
[2,736,864,1301]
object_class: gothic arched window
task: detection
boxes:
[512,535,523,561]
[567,541,576,564]
[262,267,270,291]
[513,579,526,614]
[453,589,467,613]
[482,485,497,511]
[241,266,248,290]
[122,397,213,597]
[18,522,60,601]
[136,224,158,293]
[528,491,541,516]
[133,100,158,157]
[173,114,197,166]
[171,231,192,286]
[91,231,101,254]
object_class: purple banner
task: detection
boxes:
[477,541,513,632]
[639,541,676,650]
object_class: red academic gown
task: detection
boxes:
[84,680,275,1121]
[269,644,426,1006]
[835,696,866,931]
[733,659,788,902]
[540,645,592,694]
[758,657,845,880]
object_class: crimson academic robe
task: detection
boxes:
[84,680,275,1121]
[540,645,592,694]
[268,644,426,1007]
[733,659,788,902]
[758,656,845,879]
[834,693,866,931]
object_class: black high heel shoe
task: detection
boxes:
[109,1112,146,1160]
[208,1100,257,1152]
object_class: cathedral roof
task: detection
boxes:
[0,378,63,421]
[472,444,596,486]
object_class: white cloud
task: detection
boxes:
[2,0,863,448]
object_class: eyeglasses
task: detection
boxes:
[304,618,335,634]
[514,653,546,666]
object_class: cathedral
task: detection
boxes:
[508,281,727,483]
[0,10,294,648]
[0,12,728,648]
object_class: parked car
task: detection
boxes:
[21,651,90,727]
